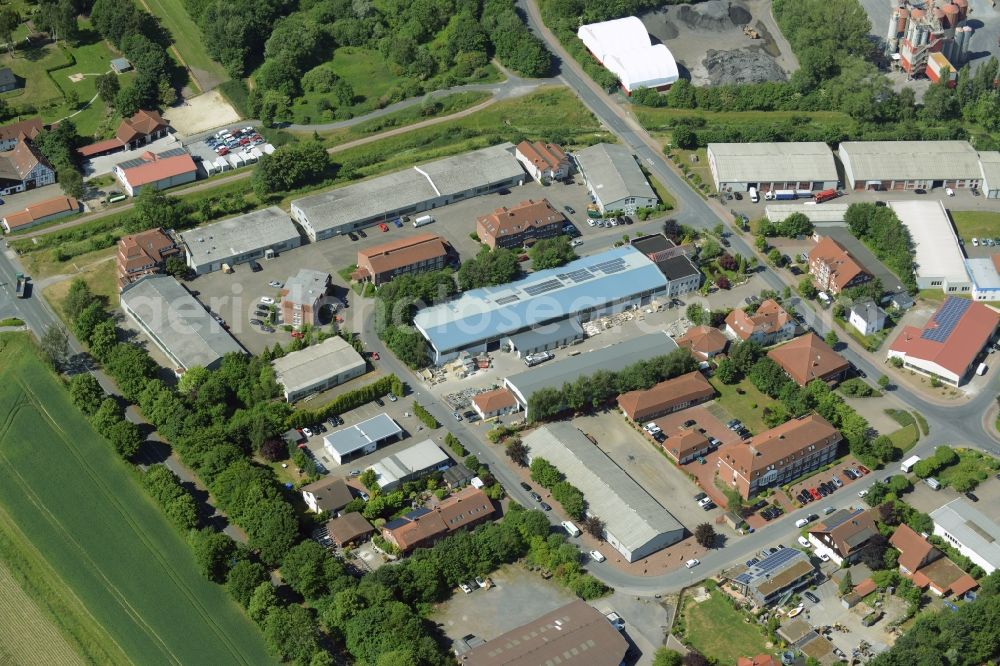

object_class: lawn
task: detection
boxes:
[887,424,919,453]
[666,147,715,194]
[41,251,119,323]
[682,589,771,664]
[709,375,778,435]
[0,333,273,665]
[138,0,228,91]
[950,210,1000,244]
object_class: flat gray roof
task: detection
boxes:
[416,142,525,197]
[708,142,838,183]
[271,336,366,397]
[367,439,450,488]
[120,275,244,370]
[523,423,684,553]
[979,151,1000,190]
[505,333,678,406]
[284,268,329,307]
[840,141,982,182]
[765,203,851,223]
[180,206,301,268]
[507,317,583,350]
[930,499,1000,568]
[888,200,968,283]
[967,258,1000,291]
[576,143,656,205]
[322,413,402,458]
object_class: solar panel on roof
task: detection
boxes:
[494,294,520,305]
[732,547,801,585]
[591,258,627,274]
[921,297,971,342]
[564,269,594,283]
[523,279,564,296]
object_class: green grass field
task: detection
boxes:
[0,334,273,665]
[682,590,771,664]
[709,375,778,435]
[950,210,1000,244]
[138,0,228,91]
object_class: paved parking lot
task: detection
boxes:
[903,469,1000,516]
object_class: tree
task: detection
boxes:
[839,570,854,595]
[824,330,840,348]
[878,374,890,389]
[505,438,528,466]
[694,522,716,548]
[165,255,189,278]
[798,277,818,299]
[57,167,84,199]
[281,540,344,600]
[89,319,118,362]
[247,581,278,623]
[715,357,739,384]
[69,373,105,415]
[529,457,563,488]
[359,468,379,491]
[260,439,286,462]
[226,560,269,607]
[527,235,576,269]
[64,278,96,320]
[39,324,70,369]
[262,604,321,664]
[583,515,605,540]
[683,651,710,666]
[74,302,109,344]
[653,648,683,666]
[685,303,704,325]
[699,238,722,260]
[189,528,238,583]
[0,7,18,54]
[95,72,120,106]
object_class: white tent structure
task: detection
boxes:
[577,17,679,93]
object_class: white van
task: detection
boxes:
[795,517,810,528]
[561,521,581,537]
[901,455,921,473]
[749,187,759,203]
[977,362,988,376]
[413,214,434,227]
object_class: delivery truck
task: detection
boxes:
[814,188,838,203]
[15,272,27,298]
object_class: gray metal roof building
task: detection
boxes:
[707,142,838,191]
[322,413,403,465]
[413,245,668,364]
[839,141,983,190]
[575,143,657,214]
[120,274,245,371]
[505,318,584,357]
[728,547,816,606]
[180,206,303,274]
[765,203,851,223]
[272,336,367,403]
[979,151,1000,198]
[504,332,678,419]
[366,439,451,491]
[290,143,525,241]
[523,423,685,561]
[930,499,1000,575]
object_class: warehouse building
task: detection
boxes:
[979,151,1000,198]
[889,200,970,293]
[839,141,983,191]
[706,142,839,193]
[505,333,678,419]
[413,245,669,364]
[931,499,1000,575]
[272,336,367,402]
[629,233,702,297]
[290,143,525,241]
[366,439,451,491]
[575,143,658,214]
[577,17,679,93]
[180,207,302,274]
[280,269,332,329]
[503,318,585,357]
[120,274,244,371]
[322,413,403,465]
[523,423,685,561]
[1,195,80,233]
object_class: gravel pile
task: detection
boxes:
[675,0,751,31]
[703,48,787,85]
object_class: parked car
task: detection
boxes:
[393,218,403,228]
[564,205,575,214]
[357,229,367,238]
[843,469,857,480]
[250,260,262,272]
[685,558,700,568]
[809,488,822,501]
[379,223,389,232]
[858,489,869,498]
[260,296,275,305]
[453,411,463,421]
[693,492,707,502]
[797,536,811,548]
[857,465,870,475]
[683,419,697,428]
[540,502,552,511]
[832,476,843,488]
[965,491,980,502]
[590,550,606,562]
[268,280,282,288]
[804,591,820,603]
[260,326,275,333]
[302,427,314,438]
[249,318,262,326]
[348,232,358,241]
[387,393,397,402]
[520,482,532,492]
[459,582,473,594]
[653,432,667,443]
[529,492,542,502]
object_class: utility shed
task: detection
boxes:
[180,207,302,274]
[707,142,838,192]
[523,423,685,561]
[839,141,983,191]
[272,336,367,402]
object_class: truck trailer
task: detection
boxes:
[814,188,838,203]
[14,272,27,298]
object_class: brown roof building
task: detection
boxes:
[890,523,937,574]
[809,236,872,294]
[617,370,715,422]
[890,524,978,597]
[353,233,450,286]
[117,227,182,289]
[724,299,797,345]
[476,199,566,250]
[471,387,520,421]
[738,656,776,666]
[515,140,571,183]
[808,508,878,565]
[676,325,729,360]
[325,512,374,547]
[301,477,355,514]
[115,150,197,196]
[661,429,711,464]
[2,195,79,233]
[0,118,43,151]
[78,110,170,158]
[0,138,55,193]
[767,333,850,387]
[382,486,494,552]
[718,413,841,499]
[458,600,628,666]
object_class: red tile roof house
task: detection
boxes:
[724,298,797,346]
[514,140,571,183]
[767,332,851,387]
[808,235,873,295]
[351,233,450,286]
[717,413,841,500]
[77,109,170,158]
[470,387,519,421]
[2,195,79,233]
[114,150,197,197]
[617,370,715,422]
[116,227,182,289]
[661,428,712,464]
[0,136,55,195]
[381,486,494,553]
[476,199,567,250]
[738,656,776,666]
[676,325,729,360]
[0,118,43,152]
[807,507,879,566]
[887,296,999,386]
[890,524,979,598]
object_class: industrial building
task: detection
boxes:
[505,333,678,420]
[765,203,850,223]
[503,318,585,357]
[706,142,839,193]
[280,269,332,329]
[365,439,451,491]
[728,548,817,607]
[271,336,367,402]
[839,141,982,191]
[629,233,702,297]
[180,207,303,274]
[113,147,197,196]
[577,17,679,93]
[458,601,628,665]
[412,245,669,364]
[967,256,1000,302]
[322,413,402,465]
[885,1,971,82]
[290,143,525,241]
[475,198,566,249]
[979,151,1000,198]
[575,143,658,214]
[523,423,685,562]
[889,200,970,293]
[352,234,450,286]
[930,499,1000,575]
[1,195,80,233]
[887,296,998,386]
[119,274,244,371]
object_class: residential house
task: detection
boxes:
[727,547,816,607]
[661,429,711,464]
[476,199,566,250]
[0,118,42,152]
[325,513,374,547]
[808,508,879,566]
[470,387,520,421]
[279,269,331,328]
[352,234,450,286]
[676,325,729,361]
[117,227,182,289]
[617,370,715,422]
[301,477,355,514]
[0,138,55,195]
[2,195,79,233]
[890,523,979,597]
[849,299,888,336]
[0,68,19,93]
[724,299,797,345]
[809,236,872,295]
[930,499,1000,575]
[717,414,841,499]
[78,109,171,158]
[380,486,494,552]
[114,149,197,197]
[515,140,571,183]
[767,333,850,387]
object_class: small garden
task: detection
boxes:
[674,582,773,665]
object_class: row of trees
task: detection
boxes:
[457,244,522,291]
[69,373,144,459]
[757,213,813,239]
[251,139,331,198]
[844,203,918,293]
[140,465,199,531]
[529,457,586,520]
[372,269,458,368]
[528,348,699,421]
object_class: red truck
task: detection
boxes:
[814,188,839,203]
